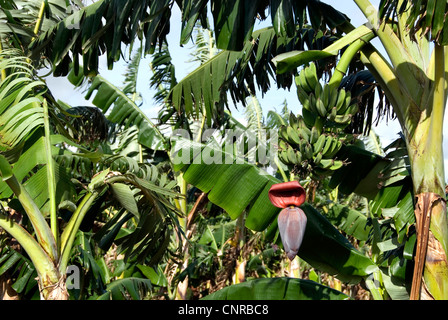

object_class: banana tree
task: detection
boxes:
[272,0,448,300]
[0,49,182,299]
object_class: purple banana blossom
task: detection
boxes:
[277,207,307,260]
[268,181,307,261]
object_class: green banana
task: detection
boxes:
[298,69,313,93]
[328,107,338,122]
[313,134,326,155]
[329,160,344,171]
[315,98,327,118]
[305,63,319,90]
[289,113,297,129]
[303,142,314,159]
[309,93,319,115]
[279,126,289,142]
[328,86,338,110]
[322,84,330,110]
[298,127,311,142]
[346,104,359,116]
[318,158,334,169]
[297,115,307,129]
[334,114,352,125]
[313,152,323,165]
[344,91,352,111]
[278,139,288,150]
[321,136,334,156]
[278,149,291,164]
[310,126,319,144]
[326,138,342,158]
[302,108,317,128]
[295,150,303,164]
[335,89,346,111]
[287,126,302,145]
[287,146,298,164]
[297,86,311,111]
[298,138,307,155]
[314,82,323,100]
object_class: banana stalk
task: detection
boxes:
[43,99,58,249]
[406,44,448,299]
[0,212,63,299]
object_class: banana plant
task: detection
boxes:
[0,49,182,299]
[272,0,448,299]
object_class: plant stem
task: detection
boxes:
[407,45,448,300]
[0,210,64,299]
[0,38,6,82]
[33,1,47,37]
[43,99,58,249]
[328,33,375,90]
[5,175,58,261]
[0,211,57,279]
[353,0,426,97]
[275,158,289,182]
[59,191,98,274]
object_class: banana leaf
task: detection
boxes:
[202,277,349,300]
[326,204,372,241]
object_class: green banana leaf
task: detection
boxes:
[329,145,389,199]
[0,135,76,215]
[299,203,377,282]
[202,277,349,300]
[172,137,377,282]
[326,204,372,241]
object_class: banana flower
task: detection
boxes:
[268,181,307,261]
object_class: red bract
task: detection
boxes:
[268,181,306,208]
[277,207,307,261]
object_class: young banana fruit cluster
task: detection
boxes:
[295,63,359,127]
[277,114,345,176]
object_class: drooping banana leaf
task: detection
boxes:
[0,0,80,50]
[378,0,448,46]
[202,277,349,300]
[172,136,377,282]
[208,0,348,51]
[29,0,171,76]
[0,134,76,215]
[330,138,413,202]
[329,145,390,199]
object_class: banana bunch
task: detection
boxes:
[278,115,346,178]
[278,113,344,168]
[327,88,359,126]
[296,63,359,128]
[277,139,303,165]
[277,114,315,166]
[311,134,344,171]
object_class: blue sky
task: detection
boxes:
[44,0,448,180]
